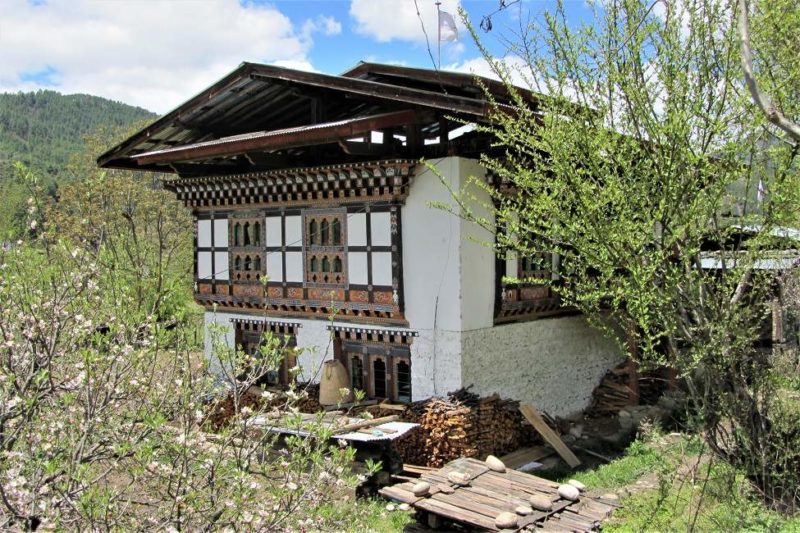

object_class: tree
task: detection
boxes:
[1,151,365,529]
[739,0,800,144]
[455,0,800,508]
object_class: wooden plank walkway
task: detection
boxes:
[380,457,619,531]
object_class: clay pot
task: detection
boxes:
[318,360,352,405]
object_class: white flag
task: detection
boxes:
[757,178,765,203]
[439,10,458,42]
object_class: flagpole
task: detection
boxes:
[436,0,441,69]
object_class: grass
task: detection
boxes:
[561,428,800,532]
[306,498,412,532]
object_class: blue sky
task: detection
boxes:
[0,0,595,113]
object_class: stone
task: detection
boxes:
[398,503,411,512]
[485,455,506,473]
[385,503,396,512]
[447,471,470,485]
[494,511,518,529]
[602,493,619,501]
[411,481,431,497]
[618,409,631,418]
[557,484,581,501]
[569,424,583,438]
[529,494,553,511]
[567,479,587,492]
[515,505,533,516]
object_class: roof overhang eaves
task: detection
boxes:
[97,62,258,168]
[97,61,509,170]
[132,109,422,165]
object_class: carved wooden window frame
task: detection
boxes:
[338,340,412,403]
[233,320,298,387]
[229,212,265,282]
[303,208,348,288]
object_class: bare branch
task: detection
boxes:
[739,0,800,142]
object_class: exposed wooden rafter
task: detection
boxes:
[132,110,422,165]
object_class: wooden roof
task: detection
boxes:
[97,62,539,176]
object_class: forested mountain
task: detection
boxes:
[0,90,155,179]
[0,90,156,239]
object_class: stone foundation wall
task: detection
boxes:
[461,315,624,418]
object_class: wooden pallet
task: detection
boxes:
[380,457,619,531]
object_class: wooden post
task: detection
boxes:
[519,404,581,468]
[625,321,639,405]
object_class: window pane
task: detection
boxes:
[332,218,341,245]
[309,220,317,245]
[373,358,386,398]
[234,223,241,247]
[320,219,329,245]
[254,222,261,246]
[350,356,363,392]
[396,359,411,403]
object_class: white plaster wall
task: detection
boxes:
[402,158,463,332]
[401,157,465,398]
[457,158,496,332]
[460,315,624,418]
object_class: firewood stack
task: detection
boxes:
[373,388,539,468]
[588,361,675,416]
[587,362,636,416]
[295,383,321,413]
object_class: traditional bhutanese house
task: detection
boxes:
[98,62,623,417]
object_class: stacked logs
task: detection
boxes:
[373,388,539,468]
[588,361,675,416]
[588,362,636,416]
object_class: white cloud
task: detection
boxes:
[444,55,533,90]
[350,0,463,45]
[0,0,325,113]
[302,15,342,39]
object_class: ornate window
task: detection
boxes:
[332,325,417,403]
[232,319,299,387]
[496,237,569,322]
[230,213,265,282]
[304,209,347,287]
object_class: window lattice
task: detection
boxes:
[304,211,347,287]
[230,215,265,281]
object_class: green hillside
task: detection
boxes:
[0,90,156,239]
[0,89,155,178]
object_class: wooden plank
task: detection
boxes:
[516,500,572,529]
[331,415,398,434]
[499,445,554,469]
[413,496,499,531]
[429,492,506,520]
[519,404,581,468]
[403,464,435,476]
